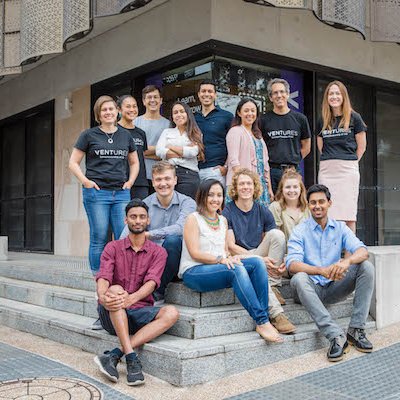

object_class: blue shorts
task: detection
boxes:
[98,304,160,336]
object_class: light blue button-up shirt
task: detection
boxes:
[286,217,366,286]
[120,190,196,245]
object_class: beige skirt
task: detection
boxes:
[318,159,360,221]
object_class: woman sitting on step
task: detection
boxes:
[178,179,283,343]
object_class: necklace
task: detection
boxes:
[104,131,115,144]
[201,214,220,230]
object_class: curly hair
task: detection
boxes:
[228,168,263,201]
[274,168,307,211]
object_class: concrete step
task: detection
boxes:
[0,297,375,386]
[0,263,95,291]
[165,280,293,308]
[0,275,354,339]
[0,276,98,318]
[169,297,354,339]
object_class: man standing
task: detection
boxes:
[287,184,374,362]
[136,85,170,191]
[223,168,295,334]
[95,199,179,385]
[260,78,311,193]
[194,79,233,185]
[121,161,196,304]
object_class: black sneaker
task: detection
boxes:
[126,357,145,386]
[327,335,349,362]
[94,351,120,382]
[347,328,373,353]
[91,318,103,330]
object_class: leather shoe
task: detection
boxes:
[270,313,296,334]
[327,336,349,362]
[347,328,373,353]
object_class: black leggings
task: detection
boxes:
[175,166,200,200]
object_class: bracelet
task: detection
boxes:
[215,255,223,264]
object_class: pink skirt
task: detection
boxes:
[318,159,360,221]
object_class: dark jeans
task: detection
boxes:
[183,257,270,325]
[155,235,183,297]
[175,166,200,200]
[130,185,149,200]
[270,165,300,194]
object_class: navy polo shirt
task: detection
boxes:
[195,106,233,169]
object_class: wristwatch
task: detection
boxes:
[215,255,223,264]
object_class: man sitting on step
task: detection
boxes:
[121,161,196,305]
[222,168,296,334]
[286,184,374,362]
[95,199,179,386]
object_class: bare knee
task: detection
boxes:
[107,285,125,295]
[157,305,179,326]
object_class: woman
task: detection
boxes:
[117,95,149,199]
[156,101,204,199]
[69,95,139,274]
[317,81,367,232]
[226,98,273,206]
[269,168,310,243]
[179,179,283,343]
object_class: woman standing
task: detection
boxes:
[117,95,149,200]
[269,168,310,243]
[179,179,282,343]
[69,95,139,274]
[226,98,273,206]
[317,81,367,232]
[156,101,204,199]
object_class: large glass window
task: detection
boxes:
[376,91,400,245]
[0,102,54,252]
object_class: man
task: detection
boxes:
[260,78,311,193]
[95,199,179,386]
[194,79,233,185]
[121,161,196,304]
[222,168,296,334]
[286,184,374,362]
[136,85,170,191]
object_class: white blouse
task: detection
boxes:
[156,127,199,172]
[178,212,227,278]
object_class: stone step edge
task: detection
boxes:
[0,275,354,322]
[0,297,375,361]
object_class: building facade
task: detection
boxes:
[0,0,399,255]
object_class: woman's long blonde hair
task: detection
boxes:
[274,168,307,212]
[321,80,353,131]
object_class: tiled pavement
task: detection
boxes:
[228,342,400,400]
[0,342,134,400]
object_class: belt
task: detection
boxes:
[269,163,297,169]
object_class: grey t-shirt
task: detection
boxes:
[135,115,170,179]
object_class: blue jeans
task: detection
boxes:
[183,257,269,325]
[82,187,130,274]
[156,235,183,296]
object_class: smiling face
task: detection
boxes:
[269,82,289,110]
[308,191,331,222]
[143,89,162,113]
[206,183,224,214]
[125,206,149,234]
[327,84,344,110]
[282,178,301,203]
[152,169,177,199]
[99,101,118,125]
[237,101,257,127]
[119,97,138,122]
[172,104,188,128]
[236,174,255,201]
[197,84,216,108]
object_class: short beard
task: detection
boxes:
[128,225,146,234]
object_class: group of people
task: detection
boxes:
[68,78,373,386]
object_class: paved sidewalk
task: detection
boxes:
[0,323,400,400]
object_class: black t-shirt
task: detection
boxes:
[316,112,367,161]
[74,126,137,190]
[260,110,311,165]
[120,125,148,187]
